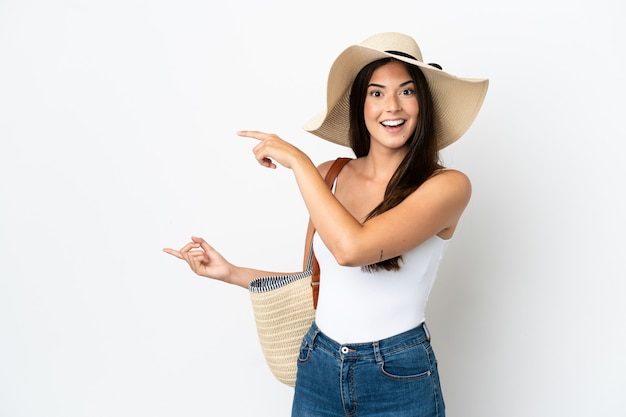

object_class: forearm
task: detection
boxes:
[229,265,305,289]
[290,156,363,263]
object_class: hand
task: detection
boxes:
[237,130,306,169]
[163,236,233,283]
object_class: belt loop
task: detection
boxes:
[372,341,383,364]
[311,325,321,346]
[422,322,431,341]
[304,322,320,347]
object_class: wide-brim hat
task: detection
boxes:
[303,32,489,150]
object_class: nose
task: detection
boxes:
[385,94,401,112]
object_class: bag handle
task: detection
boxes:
[302,157,352,309]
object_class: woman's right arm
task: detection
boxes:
[163,236,297,289]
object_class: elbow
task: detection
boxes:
[334,254,358,267]
[331,240,363,267]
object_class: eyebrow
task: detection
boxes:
[367,80,415,89]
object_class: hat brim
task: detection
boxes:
[303,45,489,150]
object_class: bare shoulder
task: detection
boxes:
[419,168,472,205]
[432,168,471,187]
[405,169,471,239]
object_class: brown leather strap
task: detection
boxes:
[304,157,351,309]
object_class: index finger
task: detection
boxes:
[237,130,270,141]
[163,248,183,259]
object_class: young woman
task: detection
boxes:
[164,32,488,416]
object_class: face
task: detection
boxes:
[363,61,419,152]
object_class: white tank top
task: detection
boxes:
[313,232,450,344]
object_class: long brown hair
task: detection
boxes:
[349,58,441,272]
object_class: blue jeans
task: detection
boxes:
[291,322,445,417]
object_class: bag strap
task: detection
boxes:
[303,157,352,309]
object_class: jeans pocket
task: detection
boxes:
[379,341,434,380]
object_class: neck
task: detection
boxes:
[360,146,407,183]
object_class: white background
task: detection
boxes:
[1,0,624,416]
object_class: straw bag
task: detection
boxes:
[248,157,351,387]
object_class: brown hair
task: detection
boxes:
[349,58,442,272]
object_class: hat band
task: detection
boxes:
[385,50,418,60]
[385,50,443,70]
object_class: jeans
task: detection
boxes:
[291,322,445,417]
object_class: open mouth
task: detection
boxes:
[381,119,405,127]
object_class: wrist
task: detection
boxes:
[290,152,314,175]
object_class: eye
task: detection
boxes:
[401,88,415,96]
[368,90,382,98]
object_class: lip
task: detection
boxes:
[380,119,406,127]
[380,119,406,133]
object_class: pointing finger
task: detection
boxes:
[237,130,270,141]
[163,248,183,259]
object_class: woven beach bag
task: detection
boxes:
[248,157,350,387]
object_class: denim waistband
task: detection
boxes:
[304,321,431,360]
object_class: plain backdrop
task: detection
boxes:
[1,0,624,416]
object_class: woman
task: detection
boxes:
[164,32,488,416]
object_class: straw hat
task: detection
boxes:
[303,32,489,149]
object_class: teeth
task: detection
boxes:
[382,119,404,127]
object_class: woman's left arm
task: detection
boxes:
[238,130,471,267]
